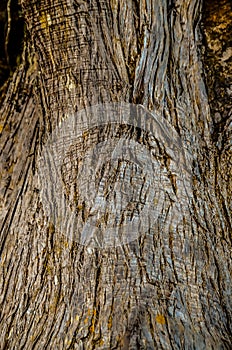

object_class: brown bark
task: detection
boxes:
[0,0,231,349]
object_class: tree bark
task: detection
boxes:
[0,0,231,349]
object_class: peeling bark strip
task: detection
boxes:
[0,0,231,349]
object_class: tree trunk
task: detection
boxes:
[0,0,231,349]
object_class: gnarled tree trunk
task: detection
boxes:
[0,0,231,349]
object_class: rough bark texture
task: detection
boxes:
[0,0,231,349]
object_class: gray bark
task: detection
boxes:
[0,0,231,349]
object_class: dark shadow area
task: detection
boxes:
[0,0,24,89]
[201,0,232,143]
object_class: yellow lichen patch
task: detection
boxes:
[0,124,3,133]
[84,317,89,324]
[40,13,52,29]
[63,240,69,248]
[8,164,14,174]
[64,337,72,346]
[40,13,48,30]
[155,314,166,325]
[89,325,95,333]
[82,131,89,139]
[108,315,112,329]
[45,262,52,274]
[30,335,35,342]
[92,309,97,316]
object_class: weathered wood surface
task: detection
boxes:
[0,0,231,349]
